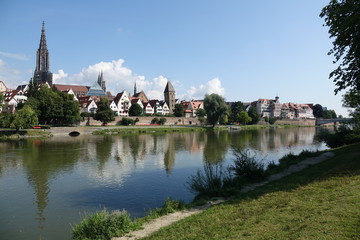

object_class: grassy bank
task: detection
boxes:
[0,129,52,140]
[143,143,360,240]
[92,126,209,135]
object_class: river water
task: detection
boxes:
[0,127,326,240]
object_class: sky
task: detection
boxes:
[0,0,351,116]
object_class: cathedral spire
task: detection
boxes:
[134,81,137,96]
[33,21,53,86]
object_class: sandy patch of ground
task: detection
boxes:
[113,152,335,240]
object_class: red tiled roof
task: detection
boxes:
[54,84,90,93]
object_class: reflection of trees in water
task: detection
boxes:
[95,136,113,171]
[203,131,230,164]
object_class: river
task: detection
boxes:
[0,127,326,240]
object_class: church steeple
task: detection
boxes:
[97,71,106,92]
[33,21,53,86]
[134,81,137,96]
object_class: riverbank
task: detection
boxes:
[0,123,321,139]
[113,143,360,240]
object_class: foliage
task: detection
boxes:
[0,92,4,110]
[320,0,360,129]
[94,98,115,125]
[129,103,143,116]
[186,163,234,198]
[120,117,134,126]
[0,113,13,128]
[238,110,252,125]
[10,105,38,130]
[24,85,80,125]
[147,198,187,219]
[320,0,360,95]
[323,109,337,119]
[267,117,277,125]
[231,101,245,123]
[158,117,167,125]
[203,93,227,127]
[72,209,137,240]
[247,106,260,125]
[151,117,159,124]
[173,104,184,117]
[317,125,360,148]
[312,104,324,118]
[195,108,206,117]
[229,149,266,181]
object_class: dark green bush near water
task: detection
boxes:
[72,209,138,240]
[72,198,187,240]
[186,163,235,198]
[317,125,360,148]
[229,149,266,181]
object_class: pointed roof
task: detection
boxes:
[39,21,48,51]
[164,80,175,93]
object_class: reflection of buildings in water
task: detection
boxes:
[256,128,318,154]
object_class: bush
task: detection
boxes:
[317,125,360,148]
[151,117,159,124]
[159,117,167,125]
[148,198,187,218]
[72,209,137,240]
[186,163,234,198]
[229,149,266,181]
[120,118,134,126]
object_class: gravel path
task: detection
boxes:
[112,151,335,240]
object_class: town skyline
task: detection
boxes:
[0,0,349,116]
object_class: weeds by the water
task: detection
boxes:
[72,198,187,240]
[72,209,140,240]
[229,149,266,181]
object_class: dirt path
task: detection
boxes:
[112,151,335,240]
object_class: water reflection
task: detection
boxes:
[0,128,326,240]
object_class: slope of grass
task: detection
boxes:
[143,143,360,240]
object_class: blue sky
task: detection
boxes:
[0,0,350,116]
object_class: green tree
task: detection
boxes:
[10,105,38,130]
[203,93,227,127]
[174,104,184,117]
[159,117,167,125]
[323,109,337,119]
[129,103,143,116]
[238,111,252,125]
[312,104,324,118]
[231,101,245,123]
[59,92,81,124]
[0,113,13,128]
[94,98,115,125]
[248,106,260,125]
[0,92,4,110]
[195,108,206,118]
[320,0,360,127]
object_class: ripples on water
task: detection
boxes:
[0,128,327,240]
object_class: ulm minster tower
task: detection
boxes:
[33,21,53,86]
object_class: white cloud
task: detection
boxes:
[0,51,28,61]
[53,59,226,101]
[183,78,225,100]
[53,59,170,100]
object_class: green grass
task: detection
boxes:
[0,129,52,139]
[92,126,208,135]
[142,143,360,240]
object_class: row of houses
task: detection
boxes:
[0,80,315,120]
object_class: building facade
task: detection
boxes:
[164,81,175,115]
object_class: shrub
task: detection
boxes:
[120,118,134,126]
[317,125,360,148]
[72,209,137,240]
[151,117,159,124]
[186,163,233,198]
[159,117,167,125]
[148,198,187,218]
[229,149,266,181]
